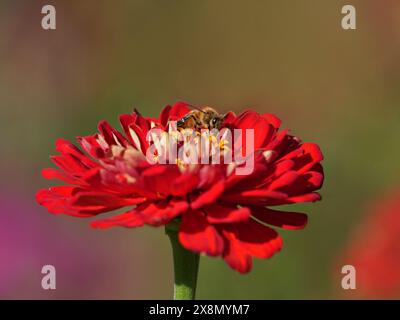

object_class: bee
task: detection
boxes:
[176,106,227,131]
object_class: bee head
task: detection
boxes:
[209,116,224,129]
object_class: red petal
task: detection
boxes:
[139,165,182,197]
[55,139,98,168]
[159,105,172,127]
[41,168,79,185]
[234,111,274,151]
[36,186,93,217]
[220,220,283,273]
[179,210,224,256]
[71,192,145,208]
[269,171,300,190]
[303,143,323,162]
[125,122,149,153]
[90,209,145,229]
[204,204,250,224]
[138,199,188,226]
[251,206,308,230]
[221,189,288,205]
[292,143,324,174]
[98,120,128,147]
[132,112,151,131]
[234,110,259,128]
[120,113,151,145]
[262,113,281,129]
[78,135,106,159]
[36,186,74,207]
[168,102,191,120]
[253,119,274,150]
[51,155,89,175]
[276,171,324,196]
[221,232,252,273]
[190,180,225,210]
[222,111,236,127]
[169,173,199,197]
[288,192,321,203]
[272,159,295,177]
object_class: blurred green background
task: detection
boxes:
[0,0,399,299]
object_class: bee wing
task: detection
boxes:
[189,104,206,113]
[177,113,193,126]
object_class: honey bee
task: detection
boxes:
[176,106,227,131]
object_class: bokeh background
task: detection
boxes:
[1,0,400,299]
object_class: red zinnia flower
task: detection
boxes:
[36,102,324,273]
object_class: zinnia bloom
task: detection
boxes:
[337,188,400,297]
[36,102,324,273]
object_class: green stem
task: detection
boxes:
[165,220,200,300]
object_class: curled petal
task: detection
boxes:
[275,171,324,196]
[234,111,274,150]
[261,113,281,129]
[120,113,152,152]
[219,219,283,273]
[288,143,324,174]
[269,171,300,190]
[179,210,224,256]
[167,102,191,120]
[78,135,106,159]
[251,207,308,230]
[98,120,128,147]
